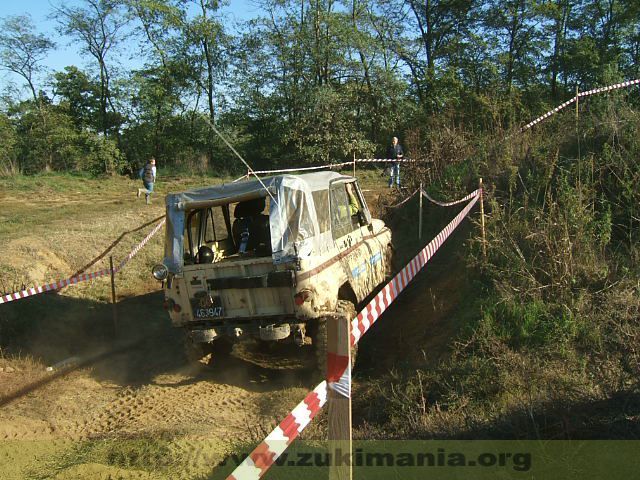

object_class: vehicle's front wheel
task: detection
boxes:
[384,244,395,280]
[313,317,328,375]
[312,300,357,377]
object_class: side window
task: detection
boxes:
[284,189,313,241]
[330,184,354,240]
[312,190,330,233]
[347,183,365,229]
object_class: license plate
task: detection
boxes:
[191,294,224,319]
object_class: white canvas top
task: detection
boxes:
[163,171,354,272]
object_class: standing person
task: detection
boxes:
[386,136,404,188]
[137,157,157,204]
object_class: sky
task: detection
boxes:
[0,0,262,97]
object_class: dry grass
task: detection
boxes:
[0,172,235,301]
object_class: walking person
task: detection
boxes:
[137,157,157,204]
[386,136,404,188]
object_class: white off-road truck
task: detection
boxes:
[152,172,392,368]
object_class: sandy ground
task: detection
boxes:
[0,321,318,479]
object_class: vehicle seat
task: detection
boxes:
[232,198,271,255]
[252,214,271,255]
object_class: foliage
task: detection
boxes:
[0,15,55,102]
[286,85,376,164]
[0,112,19,176]
[9,100,125,175]
[363,93,640,440]
[1,0,639,173]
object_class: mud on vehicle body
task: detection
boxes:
[152,172,392,368]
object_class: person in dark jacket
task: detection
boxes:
[137,157,157,204]
[386,137,404,188]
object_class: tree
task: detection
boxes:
[54,0,128,136]
[183,0,229,126]
[570,0,640,84]
[542,0,574,98]
[405,0,476,81]
[53,66,101,130]
[0,15,55,103]
[484,0,546,91]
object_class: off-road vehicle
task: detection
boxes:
[152,172,392,369]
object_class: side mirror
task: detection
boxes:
[357,210,367,226]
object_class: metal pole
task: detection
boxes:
[418,182,423,240]
[109,256,118,338]
[479,178,487,258]
[576,85,582,199]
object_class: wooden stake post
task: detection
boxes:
[352,152,356,177]
[479,178,487,258]
[327,313,353,480]
[418,182,423,240]
[109,256,118,338]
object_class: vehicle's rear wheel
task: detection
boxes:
[210,338,234,356]
[313,300,357,377]
[184,337,233,365]
[184,338,207,364]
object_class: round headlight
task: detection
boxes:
[152,263,169,281]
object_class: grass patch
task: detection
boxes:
[36,435,175,479]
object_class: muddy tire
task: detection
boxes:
[384,244,395,280]
[338,300,358,366]
[184,338,233,365]
[184,339,208,364]
[210,338,234,356]
[313,300,357,376]
[313,317,328,376]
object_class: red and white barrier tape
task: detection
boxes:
[115,219,166,272]
[0,269,113,304]
[356,158,427,163]
[227,381,328,480]
[421,188,480,207]
[226,190,481,480]
[0,219,166,305]
[232,158,432,181]
[385,188,420,209]
[231,162,354,182]
[578,78,640,98]
[347,191,480,351]
[520,79,640,132]
[333,191,481,400]
[251,162,354,176]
